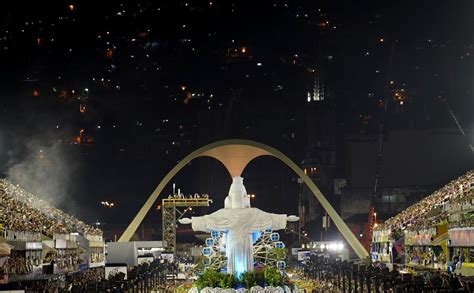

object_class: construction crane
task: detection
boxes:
[442,99,474,153]
[364,42,396,251]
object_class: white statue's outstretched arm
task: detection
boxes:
[286,215,299,222]
[179,218,192,224]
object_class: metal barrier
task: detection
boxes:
[303,255,467,292]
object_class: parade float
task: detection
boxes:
[179,176,299,292]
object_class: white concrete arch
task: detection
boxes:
[118,139,368,259]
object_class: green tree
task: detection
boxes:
[264,266,282,287]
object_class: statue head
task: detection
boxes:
[224,176,251,209]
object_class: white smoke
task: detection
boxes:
[0,95,81,213]
[6,135,79,210]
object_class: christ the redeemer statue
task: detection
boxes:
[179,176,298,275]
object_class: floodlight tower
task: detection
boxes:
[162,197,211,254]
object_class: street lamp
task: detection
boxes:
[101,201,115,208]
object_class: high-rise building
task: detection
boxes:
[299,64,338,240]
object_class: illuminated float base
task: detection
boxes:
[202,229,286,274]
[188,286,292,293]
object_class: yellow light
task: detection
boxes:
[68,4,75,11]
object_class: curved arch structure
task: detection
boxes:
[118,139,368,259]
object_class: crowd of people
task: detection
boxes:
[1,267,105,292]
[376,170,474,232]
[1,253,31,276]
[303,254,474,292]
[405,249,441,267]
[0,179,102,238]
[54,252,81,273]
[1,259,180,292]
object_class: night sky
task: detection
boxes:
[0,0,472,234]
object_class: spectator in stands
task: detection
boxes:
[0,179,102,238]
[375,170,473,242]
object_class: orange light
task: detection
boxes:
[393,89,406,104]
[183,92,192,104]
[106,50,113,59]
[241,47,246,53]
[84,135,95,145]
[180,86,186,91]
[318,22,327,29]
[73,136,81,144]
[59,90,67,100]
[68,4,75,11]
[79,104,86,113]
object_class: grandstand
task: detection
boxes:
[372,170,474,275]
[375,170,473,232]
[0,179,104,282]
[0,179,101,238]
